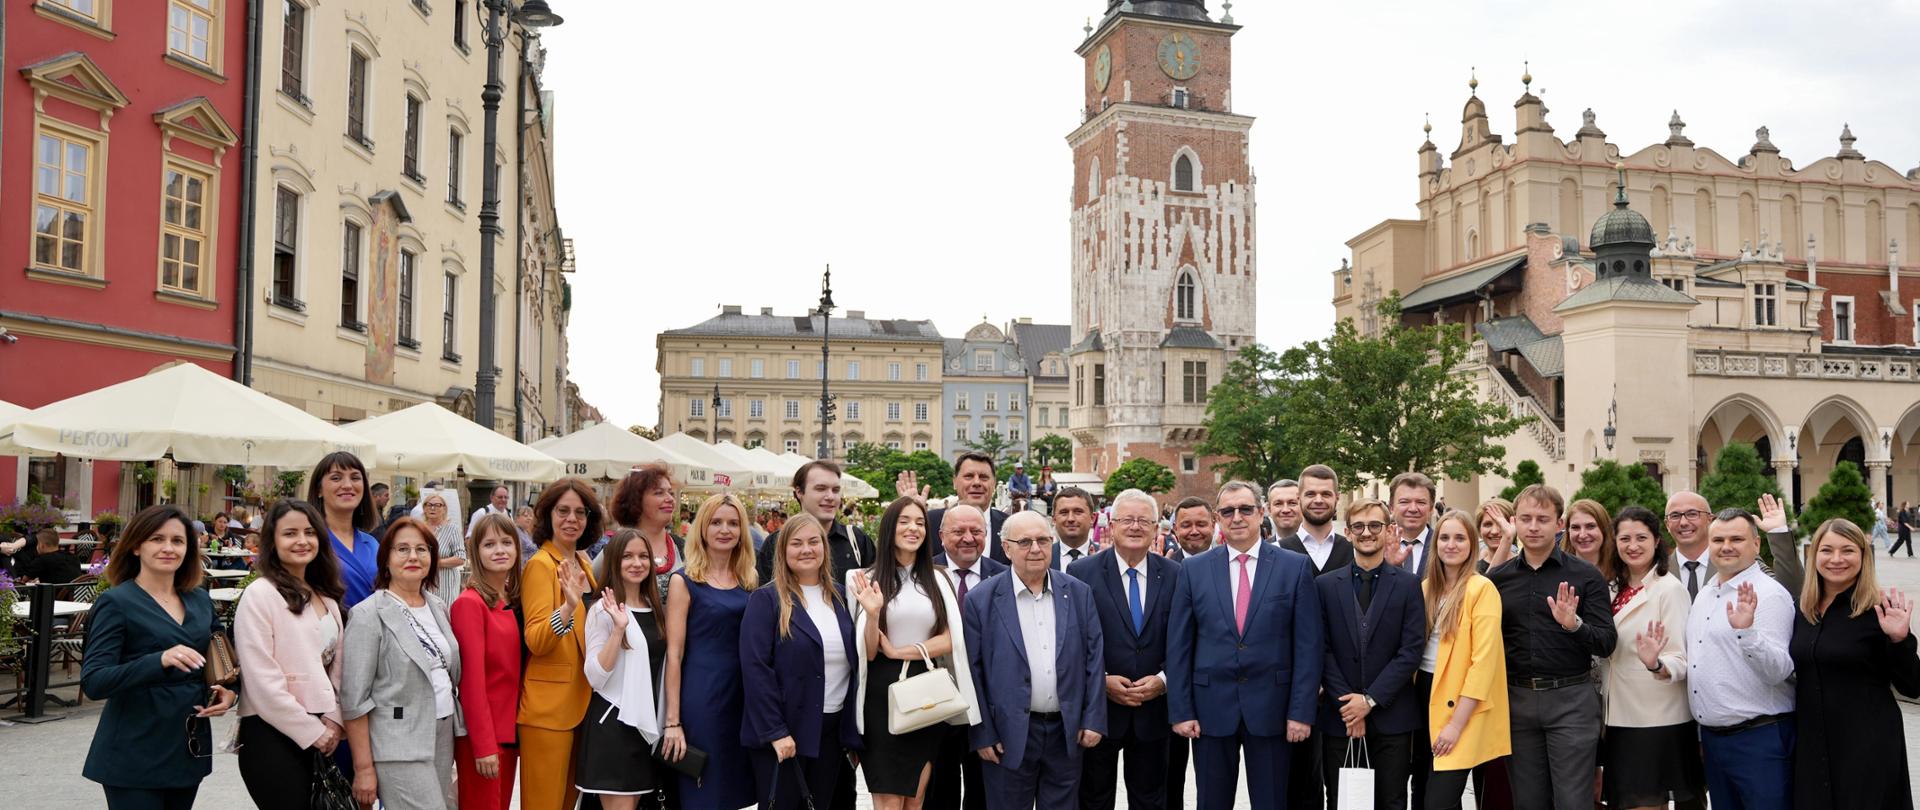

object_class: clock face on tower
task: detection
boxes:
[1157,33,1200,80]
[1094,46,1113,91]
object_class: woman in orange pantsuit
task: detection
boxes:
[518,477,603,810]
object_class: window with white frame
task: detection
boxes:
[846,361,860,380]
[717,358,733,378]
[974,349,993,371]
[271,185,301,306]
[1037,407,1049,427]
[446,128,463,205]
[787,359,800,379]
[785,438,799,454]
[985,393,998,412]
[440,271,459,361]
[44,0,104,24]
[1176,270,1198,320]
[955,392,969,412]
[915,363,928,381]
[887,402,901,421]
[1182,361,1208,403]
[402,95,424,181]
[1010,394,1022,412]
[340,221,364,328]
[1181,454,1197,473]
[983,418,998,436]
[346,49,370,145]
[1009,427,1021,443]
[785,400,800,419]
[914,440,929,451]
[716,398,732,418]
[689,398,705,418]
[158,163,211,296]
[452,0,468,49]
[1753,283,1778,327]
[167,0,218,68]
[887,440,901,450]
[1059,409,1069,428]
[955,426,968,443]
[1833,296,1855,343]
[847,401,861,421]
[690,357,705,377]
[888,362,901,381]
[281,0,307,97]
[914,403,929,422]
[750,358,765,378]
[749,399,764,419]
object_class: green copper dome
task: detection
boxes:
[1590,167,1654,249]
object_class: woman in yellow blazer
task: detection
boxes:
[518,478,602,810]
[1422,510,1510,810]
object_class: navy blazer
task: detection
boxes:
[963,570,1107,770]
[739,584,863,756]
[927,506,1010,562]
[1279,532,1356,577]
[1067,549,1179,740]
[1167,542,1323,738]
[934,552,1008,586]
[1313,563,1426,737]
[81,585,218,789]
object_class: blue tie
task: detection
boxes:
[1127,568,1145,635]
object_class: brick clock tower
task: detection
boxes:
[1067,0,1256,499]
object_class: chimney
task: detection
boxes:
[847,310,865,319]
[759,307,774,316]
[721,305,742,315]
[1016,317,1033,324]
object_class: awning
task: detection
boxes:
[1517,336,1565,378]
[342,402,564,480]
[1474,316,1546,352]
[1399,256,1527,312]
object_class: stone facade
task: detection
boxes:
[1337,72,1920,510]
[1066,2,1253,501]
[941,323,1030,462]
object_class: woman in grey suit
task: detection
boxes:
[342,517,464,810]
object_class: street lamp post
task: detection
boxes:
[817,267,836,459]
[473,0,563,430]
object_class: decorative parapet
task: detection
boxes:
[1691,349,1916,383]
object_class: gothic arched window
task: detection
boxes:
[1173,154,1195,192]
[1175,270,1197,321]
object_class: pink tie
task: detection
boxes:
[1234,552,1252,634]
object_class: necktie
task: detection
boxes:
[1403,539,1422,572]
[957,569,972,604]
[1685,561,1700,600]
[1357,569,1375,612]
[1127,568,1145,635]
[1234,553,1252,634]
[1068,548,1083,563]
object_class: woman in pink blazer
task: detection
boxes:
[235,500,349,808]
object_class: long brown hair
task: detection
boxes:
[256,499,345,615]
[104,504,205,592]
[770,514,843,639]
[1799,518,1881,623]
[464,512,522,608]
[868,496,947,637]
[1423,510,1480,640]
[601,528,665,648]
[1560,498,1618,579]
[533,477,605,549]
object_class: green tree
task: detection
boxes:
[1572,459,1668,517]
[843,442,893,473]
[1697,442,1786,565]
[964,430,1020,472]
[1104,458,1176,498]
[1277,296,1531,486]
[1196,345,1304,486]
[628,425,660,440]
[845,448,954,502]
[1029,435,1073,471]
[1499,460,1546,502]
[1797,461,1875,539]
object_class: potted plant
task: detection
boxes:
[162,480,179,503]
[93,510,124,542]
[272,471,306,499]
[129,463,157,486]
[0,573,18,656]
[0,500,65,537]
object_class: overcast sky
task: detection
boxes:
[537,0,1920,429]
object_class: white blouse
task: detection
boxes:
[802,584,851,713]
[882,567,939,648]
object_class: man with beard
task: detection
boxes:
[1273,465,1354,809]
[925,504,1006,810]
[903,452,1010,561]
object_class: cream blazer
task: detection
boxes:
[1601,571,1692,728]
[847,566,981,733]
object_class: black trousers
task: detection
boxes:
[1290,729,1323,809]
[237,715,314,809]
[101,785,198,810]
[1321,731,1414,810]
[924,723,986,810]
[1424,768,1473,810]
[1892,529,1913,556]
[1080,726,1170,810]
[750,712,846,810]
[1410,671,1434,810]
[1168,732,1191,809]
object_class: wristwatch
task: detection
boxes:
[1564,615,1584,633]
[1362,694,1377,709]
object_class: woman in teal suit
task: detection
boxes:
[82,504,236,810]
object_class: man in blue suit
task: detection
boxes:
[964,511,1107,810]
[1167,480,1323,810]
[1314,498,1427,810]
[1069,489,1180,810]
[928,504,1005,810]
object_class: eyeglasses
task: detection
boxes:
[553,507,591,520]
[1216,505,1259,517]
[1113,517,1156,528]
[185,714,227,758]
[1664,509,1710,523]
[1348,521,1388,535]
[1005,538,1050,550]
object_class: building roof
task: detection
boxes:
[1590,185,1655,250]
[1104,0,1212,22]
[1553,275,1697,312]
[1069,330,1105,354]
[1012,322,1071,378]
[1474,316,1546,352]
[1160,326,1222,349]
[942,338,1024,378]
[1399,256,1527,312]
[663,308,943,342]
[1517,336,1565,378]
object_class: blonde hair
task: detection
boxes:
[463,513,522,608]
[769,514,842,639]
[1798,518,1881,623]
[1424,510,1480,639]
[1560,499,1618,579]
[685,492,759,590]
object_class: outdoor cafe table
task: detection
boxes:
[204,568,249,580]
[9,600,89,619]
[209,588,242,603]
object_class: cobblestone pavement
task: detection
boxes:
[7,555,1918,809]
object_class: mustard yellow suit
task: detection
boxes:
[517,543,598,810]
[1424,574,1511,771]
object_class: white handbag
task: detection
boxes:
[887,642,968,734]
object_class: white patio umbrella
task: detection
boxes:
[0,398,51,457]
[342,402,563,481]
[655,433,754,490]
[0,362,372,465]
[535,422,716,487]
[708,441,787,491]
[769,448,881,499]
[746,446,803,476]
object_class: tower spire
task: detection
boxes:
[1614,161,1629,208]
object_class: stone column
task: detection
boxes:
[1773,460,1797,506]
[1867,461,1892,509]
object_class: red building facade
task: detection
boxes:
[1,0,248,513]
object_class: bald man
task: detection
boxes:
[1665,490,1801,601]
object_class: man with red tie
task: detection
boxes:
[1167,481,1324,810]
[927,504,1005,810]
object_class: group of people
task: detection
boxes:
[71,447,1920,810]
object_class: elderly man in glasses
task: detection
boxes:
[1167,480,1323,810]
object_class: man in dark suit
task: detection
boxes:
[1069,489,1180,810]
[759,460,878,588]
[1265,478,1303,545]
[1053,487,1098,570]
[1385,471,1436,576]
[1315,498,1426,809]
[906,452,1011,561]
[1161,496,1214,806]
[965,511,1107,809]
[1271,464,1354,808]
[1168,481,1324,810]
[927,504,1005,810]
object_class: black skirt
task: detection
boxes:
[1602,722,1704,807]
[861,656,948,797]
[577,692,662,796]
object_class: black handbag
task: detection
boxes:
[310,750,356,810]
[653,738,709,784]
[765,757,818,810]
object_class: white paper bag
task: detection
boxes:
[1337,737,1376,808]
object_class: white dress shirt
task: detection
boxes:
[1675,546,1711,600]
[1684,562,1796,728]
[1014,572,1061,712]
[1399,526,1430,572]
[1056,540,1093,570]
[1114,553,1168,684]
[1223,542,1260,607]
[1295,529,1337,570]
